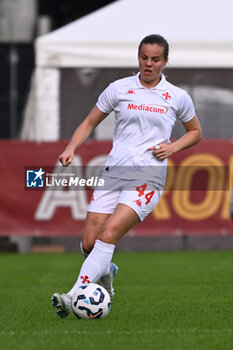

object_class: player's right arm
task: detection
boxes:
[59,106,108,166]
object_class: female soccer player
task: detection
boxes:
[51,34,202,317]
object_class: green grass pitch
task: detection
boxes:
[0,251,233,350]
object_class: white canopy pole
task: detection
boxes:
[21,67,60,141]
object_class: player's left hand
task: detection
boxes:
[147,142,174,160]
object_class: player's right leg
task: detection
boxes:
[81,211,112,255]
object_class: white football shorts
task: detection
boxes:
[87,176,163,222]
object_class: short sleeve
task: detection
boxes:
[177,92,195,123]
[96,83,117,114]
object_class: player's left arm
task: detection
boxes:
[149,114,202,160]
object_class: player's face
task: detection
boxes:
[138,43,168,88]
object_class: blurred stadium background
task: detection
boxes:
[0,0,233,253]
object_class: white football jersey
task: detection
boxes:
[96,73,195,186]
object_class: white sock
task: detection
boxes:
[80,241,89,258]
[67,240,115,297]
[80,242,112,277]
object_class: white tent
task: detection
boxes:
[21,0,233,140]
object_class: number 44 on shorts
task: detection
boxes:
[133,184,155,207]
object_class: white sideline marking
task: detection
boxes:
[0,329,233,336]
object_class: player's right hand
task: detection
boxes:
[59,148,74,167]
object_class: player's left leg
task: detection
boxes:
[96,203,140,298]
[51,203,139,317]
[51,211,111,318]
[51,183,162,318]
[94,184,163,299]
[97,203,140,244]
[51,190,120,318]
[66,204,139,295]
[87,183,163,299]
[78,211,120,300]
[51,292,72,318]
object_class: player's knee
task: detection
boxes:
[81,215,106,253]
[81,237,94,254]
[98,225,117,244]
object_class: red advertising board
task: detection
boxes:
[0,140,232,236]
